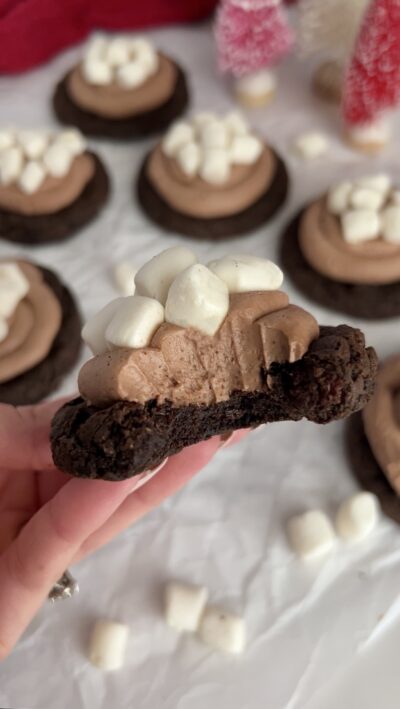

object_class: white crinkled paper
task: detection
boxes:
[1,23,400,709]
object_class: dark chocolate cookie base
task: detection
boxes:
[53,64,189,139]
[0,267,82,406]
[51,325,377,480]
[280,211,400,319]
[0,153,109,246]
[347,412,400,525]
[136,150,289,240]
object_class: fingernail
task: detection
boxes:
[128,458,168,492]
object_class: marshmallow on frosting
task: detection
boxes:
[82,248,285,354]
[327,174,400,245]
[82,35,159,89]
[0,128,86,194]
[0,262,30,343]
[162,112,264,185]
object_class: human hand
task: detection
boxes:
[0,399,246,659]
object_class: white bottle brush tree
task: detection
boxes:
[298,0,370,102]
[215,0,294,107]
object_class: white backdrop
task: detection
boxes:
[1,23,400,709]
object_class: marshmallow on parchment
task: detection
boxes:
[165,264,229,336]
[18,161,46,194]
[82,298,126,355]
[105,295,164,349]
[165,581,209,632]
[294,132,329,160]
[208,254,283,293]
[198,607,246,655]
[327,181,353,215]
[335,492,379,542]
[162,122,194,157]
[134,246,197,305]
[341,209,380,244]
[88,620,129,671]
[381,206,400,244]
[287,510,336,560]
[0,146,23,185]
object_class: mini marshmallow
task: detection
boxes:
[57,129,86,156]
[380,205,400,244]
[327,181,353,215]
[18,160,46,194]
[165,264,229,336]
[208,254,283,293]
[335,492,379,542]
[88,620,129,671]
[43,143,73,178]
[117,60,148,89]
[0,318,8,343]
[18,130,48,160]
[341,209,380,244]
[200,148,230,185]
[294,132,329,160]
[129,38,158,73]
[224,111,248,136]
[113,262,137,296]
[82,298,125,355]
[0,130,14,151]
[355,174,391,195]
[86,35,108,61]
[176,141,201,177]
[134,246,197,305]
[162,122,195,157]
[230,134,263,164]
[198,607,246,655]
[350,187,385,211]
[235,68,276,96]
[0,146,23,185]
[165,581,209,632]
[0,262,30,318]
[199,120,229,149]
[192,112,217,129]
[106,37,131,67]
[287,510,336,560]
[105,295,164,349]
[83,58,113,85]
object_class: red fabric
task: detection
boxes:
[343,0,400,125]
[0,0,219,73]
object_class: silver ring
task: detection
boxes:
[48,570,79,602]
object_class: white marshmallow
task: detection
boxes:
[349,121,389,146]
[0,318,8,343]
[380,205,400,244]
[105,295,164,349]
[200,148,230,185]
[355,174,391,195]
[82,298,125,355]
[390,189,400,205]
[129,38,158,73]
[113,262,137,296]
[134,246,197,305]
[0,146,23,185]
[335,492,379,542]
[287,510,336,560]
[106,37,130,67]
[43,143,73,178]
[165,581,209,632]
[199,120,229,149]
[162,121,195,157]
[0,130,14,151]
[224,111,248,136]
[208,254,283,293]
[117,60,148,89]
[57,129,86,156]
[198,607,246,655]
[176,141,201,177]
[192,112,217,129]
[19,130,48,160]
[88,620,129,671]
[327,181,353,215]
[0,262,30,318]
[18,160,46,194]
[235,68,276,96]
[341,209,380,244]
[83,58,113,85]
[230,134,263,164]
[350,187,385,211]
[165,264,229,336]
[294,132,329,160]
[86,35,108,62]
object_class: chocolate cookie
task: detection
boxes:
[281,211,400,319]
[0,153,109,246]
[53,65,189,140]
[137,151,289,240]
[347,413,400,525]
[51,325,377,480]
[0,267,82,406]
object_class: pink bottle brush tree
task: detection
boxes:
[215,0,294,107]
[343,0,400,152]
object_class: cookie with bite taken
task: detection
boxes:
[51,247,377,481]
[53,34,189,140]
[347,355,400,525]
[281,174,400,319]
[0,127,108,245]
[0,260,81,405]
